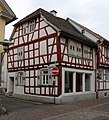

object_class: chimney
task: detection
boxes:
[50,10,57,16]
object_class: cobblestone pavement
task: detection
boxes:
[1,96,109,120]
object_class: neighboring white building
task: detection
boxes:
[7,8,107,104]
[67,18,109,98]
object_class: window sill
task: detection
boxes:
[38,84,52,87]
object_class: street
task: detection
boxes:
[1,96,109,120]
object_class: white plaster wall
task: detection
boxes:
[40,40,47,55]
[14,86,24,94]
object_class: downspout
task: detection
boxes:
[95,39,104,99]
[95,47,98,99]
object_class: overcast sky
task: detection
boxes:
[5,0,109,40]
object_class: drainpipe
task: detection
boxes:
[95,39,104,99]
[94,47,98,99]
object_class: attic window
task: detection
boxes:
[22,26,28,35]
[29,20,35,32]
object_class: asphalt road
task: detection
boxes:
[2,96,45,112]
[1,95,109,120]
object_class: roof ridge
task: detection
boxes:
[13,8,97,47]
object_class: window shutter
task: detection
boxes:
[37,70,41,85]
[15,72,18,86]
[106,69,109,80]
[98,69,104,80]
[48,69,52,85]
[23,72,26,85]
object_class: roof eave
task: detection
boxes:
[0,11,17,24]
[60,31,97,48]
[0,0,16,17]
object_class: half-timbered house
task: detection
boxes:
[68,18,109,98]
[7,8,97,103]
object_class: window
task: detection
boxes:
[68,39,82,57]
[17,46,24,60]
[15,72,25,86]
[77,43,82,57]
[37,69,52,85]
[65,71,73,93]
[98,68,104,80]
[108,49,109,58]
[29,20,35,32]
[22,23,28,35]
[42,70,49,85]
[76,73,83,92]
[85,74,91,91]
[105,69,109,80]
[23,26,28,34]
[83,45,89,58]
[70,45,73,50]
[68,39,77,56]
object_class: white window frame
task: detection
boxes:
[17,46,24,60]
[15,72,25,86]
[22,23,28,35]
[37,68,52,86]
[29,20,35,32]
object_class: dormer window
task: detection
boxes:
[29,20,35,32]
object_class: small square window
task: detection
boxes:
[70,45,72,50]
[77,47,78,51]
[79,48,81,52]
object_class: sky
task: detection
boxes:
[5,0,109,40]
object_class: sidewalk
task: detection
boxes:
[1,96,109,120]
